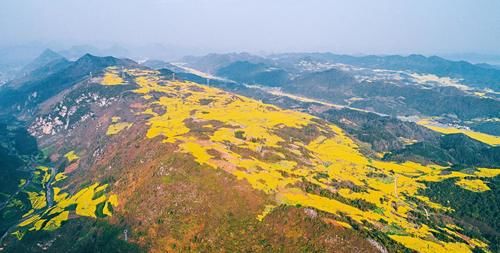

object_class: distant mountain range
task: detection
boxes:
[187,52,500,90]
[293,53,500,90]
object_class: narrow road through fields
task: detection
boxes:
[45,167,56,208]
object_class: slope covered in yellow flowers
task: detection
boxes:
[99,67,500,253]
[101,66,126,85]
[418,118,500,146]
[12,166,118,240]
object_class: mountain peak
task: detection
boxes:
[77,53,99,61]
[75,53,136,66]
[39,48,62,59]
[18,48,66,75]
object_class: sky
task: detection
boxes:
[1,0,500,57]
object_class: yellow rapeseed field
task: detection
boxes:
[418,118,500,146]
[98,67,500,252]
[64,150,79,162]
[14,171,118,239]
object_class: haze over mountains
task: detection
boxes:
[2,45,500,87]
[0,45,498,253]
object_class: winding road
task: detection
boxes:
[45,167,56,208]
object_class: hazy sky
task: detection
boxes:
[1,0,500,55]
